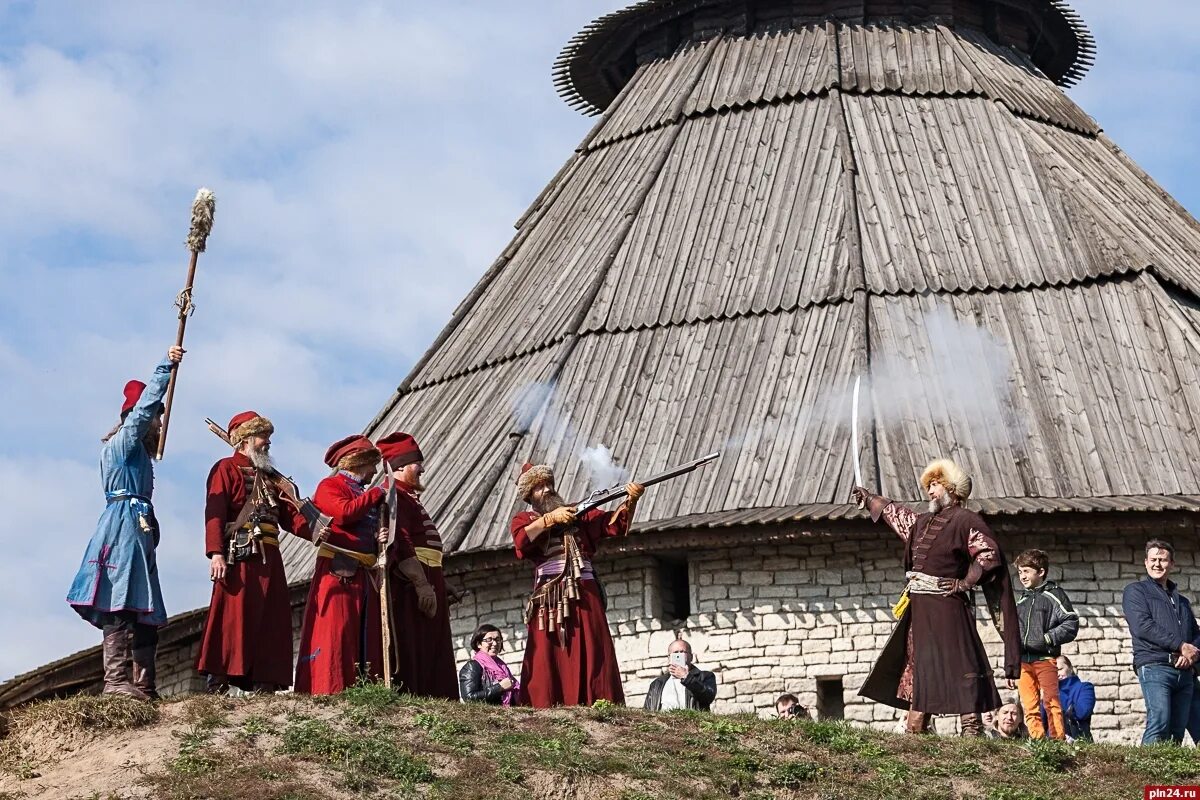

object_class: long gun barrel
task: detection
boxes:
[204,417,332,536]
[573,451,720,514]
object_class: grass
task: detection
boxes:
[8,694,158,736]
[280,714,434,792]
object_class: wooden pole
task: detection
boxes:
[156,251,198,459]
[156,188,215,460]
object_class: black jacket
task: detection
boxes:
[643,667,717,711]
[1016,580,1079,661]
[458,659,509,704]
[1122,577,1200,671]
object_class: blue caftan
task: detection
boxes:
[66,357,173,628]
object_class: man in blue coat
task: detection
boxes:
[67,346,183,699]
[1122,539,1200,744]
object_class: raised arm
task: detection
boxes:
[113,357,176,456]
[851,488,918,543]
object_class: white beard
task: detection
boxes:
[248,447,275,471]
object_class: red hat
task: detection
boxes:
[121,380,147,415]
[324,434,380,471]
[228,411,274,446]
[377,432,424,468]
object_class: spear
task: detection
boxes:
[156,188,216,460]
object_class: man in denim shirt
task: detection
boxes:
[1122,539,1200,744]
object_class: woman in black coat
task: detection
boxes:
[459,624,520,704]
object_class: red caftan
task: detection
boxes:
[384,484,458,699]
[294,472,385,695]
[511,506,631,707]
[195,452,311,689]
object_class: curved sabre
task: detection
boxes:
[851,375,863,488]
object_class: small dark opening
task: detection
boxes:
[655,556,691,622]
[816,677,845,720]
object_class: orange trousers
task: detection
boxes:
[1018,658,1064,739]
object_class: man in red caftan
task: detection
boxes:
[852,458,1020,735]
[294,435,387,695]
[511,462,643,707]
[196,411,312,692]
[377,432,458,699]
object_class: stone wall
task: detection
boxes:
[445,517,1199,745]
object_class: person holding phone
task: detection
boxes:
[643,639,717,711]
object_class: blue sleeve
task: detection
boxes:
[113,358,174,454]
[1123,583,1184,652]
[1074,681,1096,720]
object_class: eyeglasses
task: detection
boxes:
[481,636,503,643]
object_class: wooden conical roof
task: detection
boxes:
[285,4,1200,575]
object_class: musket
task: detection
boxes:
[572,452,720,514]
[158,188,216,460]
[204,418,332,536]
[378,470,396,688]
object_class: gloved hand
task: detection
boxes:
[849,487,869,507]
[626,483,644,502]
[415,583,438,618]
[937,577,972,595]
[540,506,577,528]
[396,557,438,618]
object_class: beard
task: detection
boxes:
[532,490,567,515]
[928,493,954,513]
[247,446,275,472]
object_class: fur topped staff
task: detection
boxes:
[156,188,217,460]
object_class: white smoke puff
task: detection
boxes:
[579,443,629,490]
[510,380,556,432]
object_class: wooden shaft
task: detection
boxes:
[379,539,393,688]
[156,251,200,460]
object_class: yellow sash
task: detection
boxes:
[317,544,378,568]
[414,546,443,568]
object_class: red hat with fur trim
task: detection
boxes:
[377,432,424,469]
[228,411,274,447]
[516,461,553,501]
[324,435,380,471]
[121,381,147,415]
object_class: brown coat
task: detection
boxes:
[859,500,1020,715]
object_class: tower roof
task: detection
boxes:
[281,7,1200,579]
[554,0,1096,114]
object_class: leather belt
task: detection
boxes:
[244,522,279,535]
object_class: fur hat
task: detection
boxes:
[377,432,424,469]
[920,459,972,500]
[324,435,380,472]
[516,462,553,501]
[228,411,274,447]
[121,380,146,415]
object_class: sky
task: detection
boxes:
[0,1,1197,683]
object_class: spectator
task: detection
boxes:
[1012,549,1079,739]
[1055,655,1095,742]
[458,624,520,705]
[775,693,810,720]
[1122,539,1200,744]
[986,702,1028,740]
[644,639,717,711]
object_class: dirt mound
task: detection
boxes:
[0,688,1195,800]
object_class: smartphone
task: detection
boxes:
[669,652,688,668]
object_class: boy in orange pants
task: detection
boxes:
[1012,549,1079,739]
